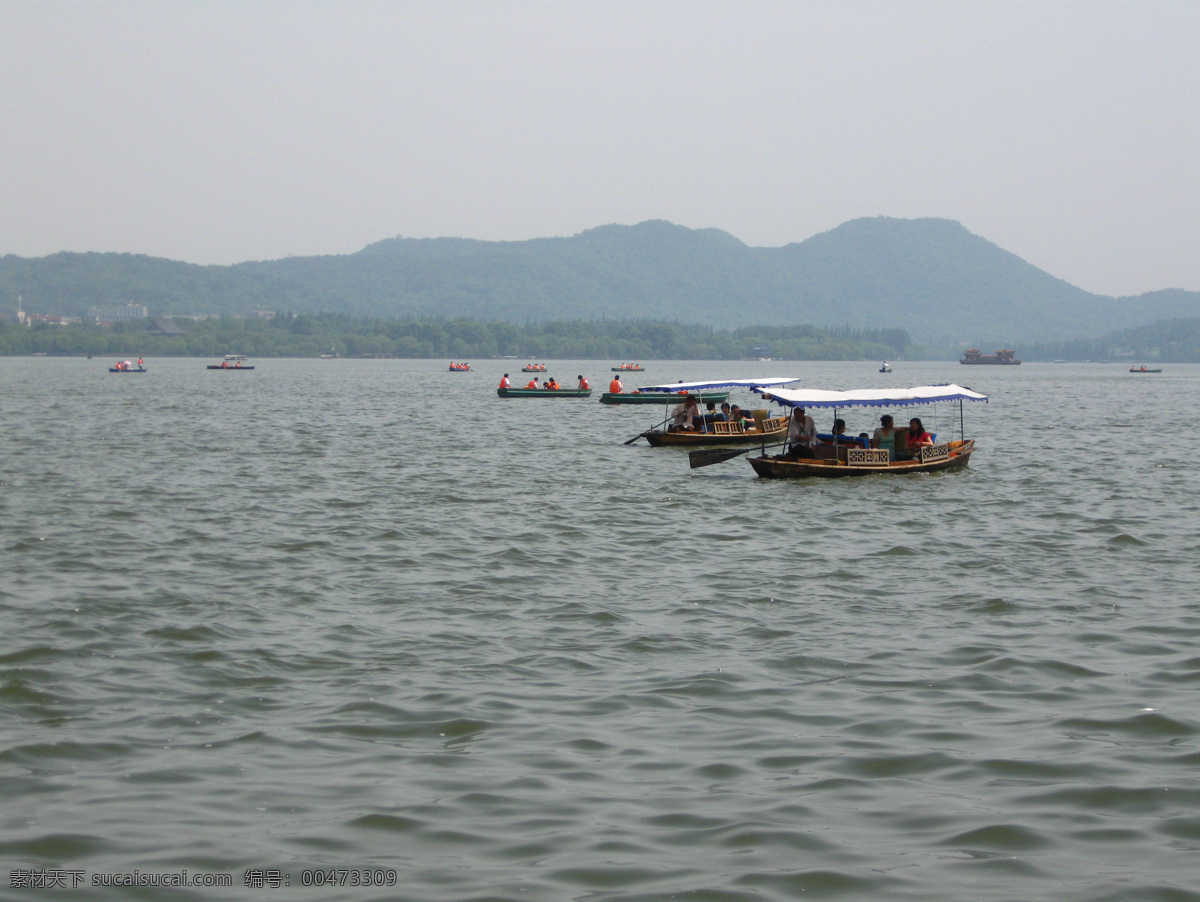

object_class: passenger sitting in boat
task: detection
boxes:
[526,377,538,389]
[221,360,229,368]
[669,396,702,431]
[900,417,933,459]
[785,407,816,458]
[728,404,754,427]
[872,414,898,460]
[577,375,589,390]
[718,402,732,422]
[546,378,560,390]
[499,374,510,389]
[703,401,720,424]
[609,377,623,393]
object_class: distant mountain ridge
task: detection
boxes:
[2,217,1196,346]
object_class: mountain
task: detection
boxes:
[2,218,1196,346]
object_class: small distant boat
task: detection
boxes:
[1129,365,1162,373]
[109,360,146,373]
[611,364,644,372]
[498,387,592,398]
[521,363,548,373]
[879,361,892,373]
[448,362,471,371]
[207,355,254,370]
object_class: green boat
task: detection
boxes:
[600,391,729,405]
[498,388,592,398]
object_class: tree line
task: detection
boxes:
[0,313,914,360]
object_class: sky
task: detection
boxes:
[2,1,1197,298]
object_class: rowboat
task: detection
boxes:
[693,383,988,476]
[1129,365,1162,373]
[449,363,471,371]
[207,354,254,370]
[521,364,548,372]
[611,364,644,372]
[600,390,730,405]
[498,387,592,398]
[109,364,146,373]
[625,378,800,446]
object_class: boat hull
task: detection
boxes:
[599,391,730,405]
[497,388,592,398]
[749,441,975,479]
[109,367,146,373]
[1129,369,1162,373]
[207,365,255,370]
[611,367,644,372]
[645,424,788,447]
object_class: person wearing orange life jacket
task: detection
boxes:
[499,373,510,389]
[577,375,589,390]
[609,376,623,394]
[546,377,560,390]
[526,377,538,389]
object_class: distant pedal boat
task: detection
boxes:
[498,387,592,398]
[207,354,254,370]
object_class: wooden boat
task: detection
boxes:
[600,390,729,405]
[626,377,799,445]
[1129,365,1162,373]
[749,439,975,478]
[498,387,592,398]
[611,364,644,372]
[646,413,790,447]
[521,364,548,372]
[960,348,1021,365]
[448,363,471,371]
[705,383,988,478]
[207,354,255,370]
[109,365,146,373]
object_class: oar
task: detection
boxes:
[689,442,784,469]
[624,409,672,445]
[624,429,654,446]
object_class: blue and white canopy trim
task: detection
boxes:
[753,383,988,409]
[636,377,800,393]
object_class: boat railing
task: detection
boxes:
[918,443,951,463]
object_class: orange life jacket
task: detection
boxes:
[609,378,622,393]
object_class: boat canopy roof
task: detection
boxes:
[754,383,988,409]
[637,377,799,393]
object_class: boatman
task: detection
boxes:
[669,395,702,432]
[609,375,623,394]
[577,374,589,390]
[786,407,816,458]
[499,373,510,390]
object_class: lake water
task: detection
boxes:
[3,357,1199,901]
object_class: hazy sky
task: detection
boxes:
[3,1,1197,297]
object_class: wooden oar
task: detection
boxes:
[624,429,655,446]
[689,442,784,469]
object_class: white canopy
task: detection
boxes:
[753,383,988,409]
[637,377,799,393]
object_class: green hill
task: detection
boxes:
[2,218,1197,346]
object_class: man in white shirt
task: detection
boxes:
[669,395,701,432]
[786,407,816,457]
